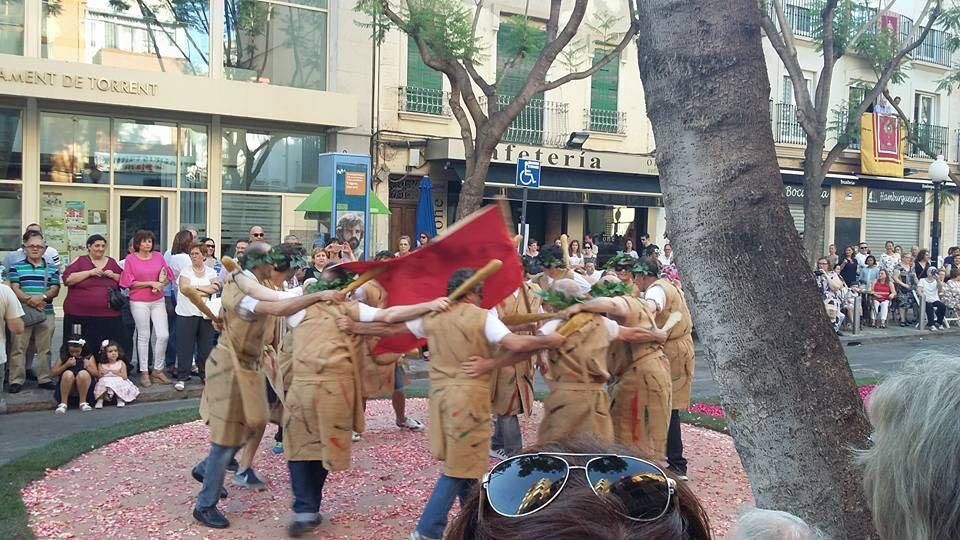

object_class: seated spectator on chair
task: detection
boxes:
[892,254,919,327]
[918,267,946,331]
[868,270,895,329]
[858,353,960,540]
[729,508,824,540]
[50,336,97,413]
[446,435,712,540]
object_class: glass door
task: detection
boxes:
[114,191,175,257]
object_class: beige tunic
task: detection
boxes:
[491,284,541,417]
[651,278,695,408]
[421,303,493,480]
[283,301,364,471]
[359,281,402,398]
[609,296,672,458]
[199,282,274,447]
[538,314,614,445]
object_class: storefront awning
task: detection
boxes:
[295,187,391,214]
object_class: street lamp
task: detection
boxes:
[928,154,950,262]
[565,131,590,149]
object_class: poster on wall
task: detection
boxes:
[41,191,66,254]
[65,200,88,264]
[334,162,369,260]
[88,209,108,238]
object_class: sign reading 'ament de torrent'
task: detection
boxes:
[0,69,159,97]
[867,188,924,210]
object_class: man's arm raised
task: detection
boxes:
[254,290,344,317]
[371,297,451,323]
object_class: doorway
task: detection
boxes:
[116,193,173,255]
[834,217,862,254]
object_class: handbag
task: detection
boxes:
[108,286,128,311]
[20,263,50,327]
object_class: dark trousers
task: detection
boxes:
[287,460,329,521]
[63,314,126,369]
[165,295,177,369]
[175,315,215,381]
[926,300,947,326]
[666,409,687,472]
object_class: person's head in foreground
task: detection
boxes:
[728,508,825,540]
[447,268,482,305]
[446,436,711,540]
[857,353,960,540]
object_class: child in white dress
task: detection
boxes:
[94,341,140,408]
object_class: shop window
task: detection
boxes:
[180,191,207,238]
[0,184,21,253]
[224,0,327,90]
[39,113,111,184]
[113,118,177,187]
[0,0,24,55]
[38,186,110,266]
[0,108,23,181]
[221,192,281,250]
[41,0,210,76]
[181,124,208,188]
[221,128,324,194]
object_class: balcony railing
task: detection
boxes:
[584,108,626,134]
[481,95,569,147]
[908,123,948,159]
[399,86,449,116]
[915,28,951,66]
[832,108,860,150]
[772,102,805,145]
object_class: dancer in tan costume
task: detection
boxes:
[532,245,592,295]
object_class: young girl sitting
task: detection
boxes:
[93,340,140,409]
[50,337,98,414]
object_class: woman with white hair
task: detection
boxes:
[728,508,824,540]
[858,354,960,540]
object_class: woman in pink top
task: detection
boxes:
[120,229,174,387]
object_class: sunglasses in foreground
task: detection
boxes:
[481,452,676,522]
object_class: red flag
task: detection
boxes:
[874,113,900,161]
[341,205,523,353]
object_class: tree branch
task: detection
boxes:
[463,1,494,96]
[540,17,640,92]
[447,83,476,165]
[762,0,820,139]
[845,0,897,54]
[815,0,839,119]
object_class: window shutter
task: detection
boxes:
[406,41,441,90]
[590,50,619,112]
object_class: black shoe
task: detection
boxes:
[835,330,844,336]
[38,381,56,390]
[666,465,689,481]
[226,458,239,472]
[191,466,228,499]
[8,383,21,394]
[193,506,230,529]
[288,516,323,537]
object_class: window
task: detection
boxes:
[39,113,111,184]
[588,50,620,133]
[0,108,23,181]
[221,128,325,194]
[497,20,547,145]
[41,0,210,76]
[181,125,208,188]
[914,93,938,126]
[180,191,207,238]
[113,119,177,187]
[220,192,281,252]
[0,0,24,55]
[0,184,21,252]
[224,0,328,91]
[404,40,444,114]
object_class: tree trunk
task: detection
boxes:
[634,1,875,537]
[802,141,829,265]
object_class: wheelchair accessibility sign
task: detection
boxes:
[515,158,541,189]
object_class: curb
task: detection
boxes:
[3,385,203,414]
[839,328,960,346]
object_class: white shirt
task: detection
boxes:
[919,278,941,303]
[568,255,584,268]
[644,285,666,312]
[175,265,218,317]
[855,252,869,267]
[405,308,511,345]
[0,283,24,364]
[658,255,673,267]
[544,272,592,295]
[238,289,305,319]
[539,316,618,341]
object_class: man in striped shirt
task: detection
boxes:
[7,230,61,393]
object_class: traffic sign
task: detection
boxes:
[516,158,541,189]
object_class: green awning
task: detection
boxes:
[295,187,391,215]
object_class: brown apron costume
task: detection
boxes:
[421,303,493,480]
[609,296,672,458]
[490,284,541,417]
[199,282,274,447]
[538,314,614,445]
[650,278,695,408]
[283,301,365,471]
[359,281,402,398]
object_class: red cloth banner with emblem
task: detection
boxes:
[340,205,523,353]
[874,113,900,161]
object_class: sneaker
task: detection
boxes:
[489,448,508,461]
[272,441,283,455]
[352,432,361,442]
[232,468,266,489]
[117,400,126,408]
[397,417,425,431]
[666,465,689,482]
[174,381,185,391]
[79,402,92,412]
[55,403,67,414]
[930,325,939,332]
[287,516,323,538]
[94,400,104,409]
[411,531,441,540]
[193,506,230,529]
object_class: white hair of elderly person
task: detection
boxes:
[727,508,826,540]
[856,353,960,540]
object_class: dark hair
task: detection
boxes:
[375,250,394,260]
[171,230,194,255]
[22,230,43,244]
[950,267,960,281]
[187,241,206,255]
[528,239,539,247]
[235,238,249,248]
[917,249,930,263]
[865,255,877,266]
[97,340,126,364]
[133,229,155,252]
[643,244,660,257]
[447,436,712,540]
[85,234,106,247]
[640,233,650,240]
[447,268,479,296]
[59,335,91,361]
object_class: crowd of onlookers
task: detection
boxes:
[523,232,678,286]
[815,241,960,334]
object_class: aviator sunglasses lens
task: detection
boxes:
[587,456,671,521]
[486,454,568,517]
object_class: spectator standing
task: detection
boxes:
[417,232,431,248]
[62,234,124,358]
[944,246,960,272]
[893,254,920,327]
[825,244,839,269]
[249,225,265,242]
[2,223,61,278]
[120,229,174,387]
[582,259,603,284]
[234,239,248,258]
[837,245,859,287]
[7,230,60,393]
[567,240,583,269]
[200,237,222,273]
[583,234,599,258]
[860,255,880,325]
[0,283,24,400]
[175,243,220,391]
[163,230,195,375]
[878,241,900,274]
[93,341,138,408]
[919,267,946,330]
[914,249,933,280]
[639,232,651,250]
[942,267,960,313]
[659,243,674,267]
[910,245,920,259]
[524,239,539,258]
[894,244,903,255]
[396,235,412,257]
[302,247,327,283]
[622,239,639,258]
[50,336,97,413]
[284,234,299,245]
[856,242,870,266]
[869,270,895,328]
